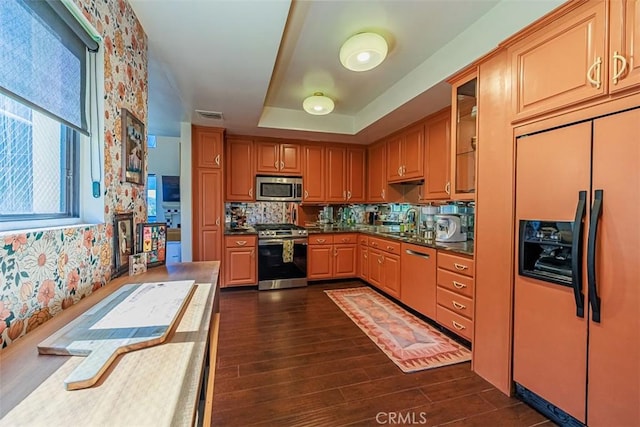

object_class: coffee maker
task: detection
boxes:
[435,214,467,242]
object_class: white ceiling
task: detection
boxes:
[130,0,566,144]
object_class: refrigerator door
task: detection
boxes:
[513,122,591,422]
[587,108,640,426]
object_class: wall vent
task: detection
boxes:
[195,110,224,120]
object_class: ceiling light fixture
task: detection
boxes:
[302,92,334,115]
[340,32,388,72]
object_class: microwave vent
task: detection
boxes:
[196,110,224,120]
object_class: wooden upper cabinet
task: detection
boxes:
[347,148,366,203]
[422,109,451,201]
[609,0,640,94]
[193,125,223,169]
[225,137,254,202]
[255,140,301,175]
[368,142,387,202]
[302,145,325,203]
[509,0,608,121]
[325,146,347,202]
[387,125,424,183]
[450,71,477,200]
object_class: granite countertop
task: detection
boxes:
[224,226,258,235]
[304,225,474,257]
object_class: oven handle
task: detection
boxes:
[258,239,308,246]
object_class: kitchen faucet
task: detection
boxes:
[405,207,420,236]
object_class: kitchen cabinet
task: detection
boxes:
[325,146,365,203]
[225,137,254,201]
[193,125,223,169]
[387,124,424,183]
[509,0,630,121]
[419,108,451,201]
[255,140,301,175]
[192,126,224,263]
[223,235,257,287]
[367,237,401,298]
[302,145,325,203]
[400,243,437,319]
[357,235,368,281]
[513,108,639,426]
[367,142,401,203]
[436,251,474,341]
[307,234,357,280]
[449,70,476,200]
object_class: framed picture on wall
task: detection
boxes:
[113,212,134,277]
[121,108,145,185]
[136,222,167,268]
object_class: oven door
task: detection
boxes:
[257,238,307,290]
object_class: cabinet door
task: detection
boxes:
[450,72,477,200]
[367,143,386,202]
[194,169,222,261]
[358,245,368,281]
[347,148,366,202]
[200,229,221,262]
[224,247,256,287]
[225,138,254,201]
[386,136,403,182]
[325,146,347,202]
[368,248,384,288]
[255,141,280,174]
[402,125,424,180]
[193,126,223,168]
[609,0,640,94]
[280,143,302,174]
[334,244,357,278]
[423,110,451,200]
[302,145,325,202]
[308,245,333,279]
[383,253,401,298]
[509,0,608,120]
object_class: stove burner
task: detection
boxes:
[254,223,307,238]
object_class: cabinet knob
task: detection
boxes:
[397,166,402,176]
[386,246,394,251]
[216,217,220,226]
[612,51,628,85]
[347,191,351,200]
[445,182,450,195]
[587,56,602,89]
[248,188,253,197]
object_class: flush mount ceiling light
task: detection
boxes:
[340,32,388,72]
[302,92,334,115]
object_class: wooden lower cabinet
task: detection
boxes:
[367,237,400,298]
[357,236,368,281]
[436,251,474,342]
[307,234,357,280]
[400,243,437,319]
[223,235,256,287]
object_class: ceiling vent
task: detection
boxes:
[196,110,224,120]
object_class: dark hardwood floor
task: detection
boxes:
[211,280,552,426]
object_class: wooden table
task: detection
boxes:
[0,261,220,427]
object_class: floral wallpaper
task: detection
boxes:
[0,0,148,349]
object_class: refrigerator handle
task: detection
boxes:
[587,189,603,323]
[571,191,587,318]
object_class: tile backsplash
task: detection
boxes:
[226,202,293,226]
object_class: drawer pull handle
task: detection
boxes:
[454,263,468,271]
[452,301,466,310]
[612,51,628,85]
[280,161,284,170]
[386,246,395,251]
[275,161,279,170]
[371,242,378,247]
[215,154,220,166]
[452,281,467,289]
[317,239,325,243]
[452,321,465,330]
[342,238,349,243]
[304,190,309,199]
[587,56,602,89]
[248,188,253,197]
[236,241,247,246]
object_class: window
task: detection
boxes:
[147,174,157,221]
[148,134,157,148]
[0,0,100,227]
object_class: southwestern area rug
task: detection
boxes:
[325,287,471,373]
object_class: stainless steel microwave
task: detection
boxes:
[255,176,303,202]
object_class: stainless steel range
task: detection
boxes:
[255,223,308,290]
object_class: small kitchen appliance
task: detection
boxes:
[435,214,467,242]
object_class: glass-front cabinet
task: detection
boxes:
[450,69,477,200]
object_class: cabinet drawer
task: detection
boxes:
[369,237,401,254]
[437,252,474,277]
[225,235,257,248]
[437,305,473,341]
[309,234,334,245]
[358,235,368,246]
[437,287,473,320]
[334,233,357,244]
[437,269,474,299]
